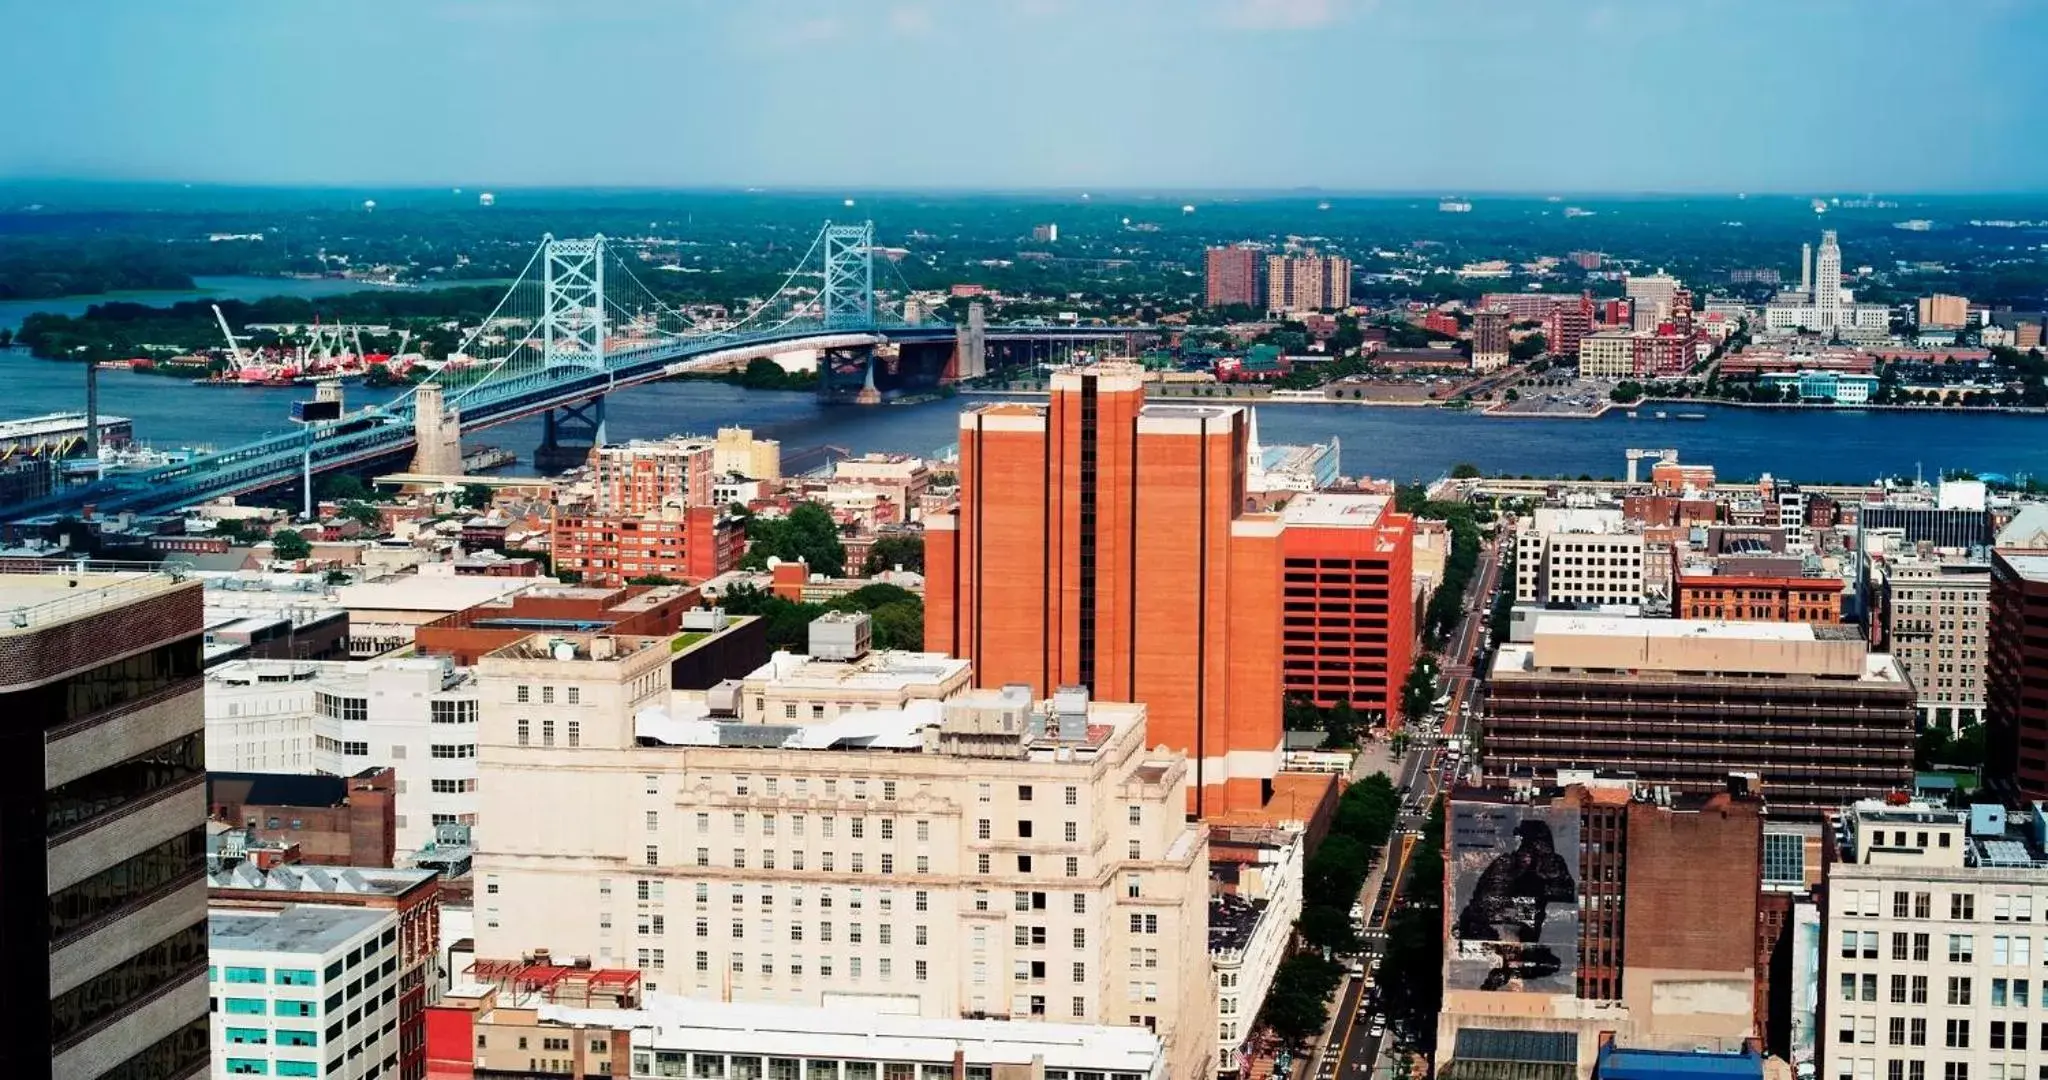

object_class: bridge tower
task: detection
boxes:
[821,222,875,331]
[411,382,464,476]
[953,301,987,382]
[532,234,610,471]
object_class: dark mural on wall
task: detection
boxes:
[1449,803,1580,993]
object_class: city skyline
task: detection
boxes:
[4,0,2048,193]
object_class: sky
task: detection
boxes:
[3,0,2045,194]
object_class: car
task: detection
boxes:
[1370,1022,1387,1039]
[1348,903,1365,922]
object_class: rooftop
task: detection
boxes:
[210,863,437,897]
[0,569,191,634]
[637,691,1134,760]
[2003,552,2048,583]
[210,904,390,957]
[1280,492,1391,528]
[543,996,1163,1072]
[744,649,970,691]
[1208,893,1268,954]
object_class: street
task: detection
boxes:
[1312,528,1504,1078]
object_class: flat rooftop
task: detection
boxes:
[1501,614,1901,683]
[746,649,971,690]
[541,996,1162,1072]
[1536,614,1821,642]
[2004,552,2048,583]
[210,904,389,957]
[211,863,437,897]
[1281,492,1390,528]
[0,570,191,634]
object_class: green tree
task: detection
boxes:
[319,474,370,502]
[323,569,350,585]
[338,502,382,529]
[865,600,925,651]
[1450,462,1481,479]
[271,530,312,561]
[1400,656,1439,728]
[628,574,684,586]
[458,483,494,511]
[1257,954,1344,1044]
[743,502,847,577]
[863,533,926,575]
[1321,699,1363,749]
[1298,904,1362,955]
[1510,333,1547,361]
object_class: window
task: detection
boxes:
[430,744,474,759]
[1953,894,1976,920]
[517,685,530,703]
[517,719,529,745]
[1018,785,1033,801]
[1128,805,1141,825]
[1890,974,1907,1003]
[645,845,659,866]
[1913,933,1931,962]
[1911,976,1928,1004]
[542,686,555,704]
[1949,934,1975,963]
[1948,976,1972,1006]
[567,721,580,747]
[1945,1018,1970,1048]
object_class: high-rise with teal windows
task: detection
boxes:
[207,905,401,1080]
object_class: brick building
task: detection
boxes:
[590,438,715,514]
[413,583,703,665]
[1471,309,1511,372]
[1674,572,1845,624]
[1989,551,2048,798]
[1277,493,1416,722]
[1205,245,1262,308]
[550,502,743,587]
[207,768,399,868]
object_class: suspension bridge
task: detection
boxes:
[7,221,1151,523]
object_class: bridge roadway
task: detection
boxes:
[6,321,1141,522]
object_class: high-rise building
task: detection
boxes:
[1882,557,1991,729]
[471,634,1218,1080]
[5,570,210,1080]
[1625,273,1682,331]
[1544,293,1595,359]
[1817,798,2048,1080]
[591,438,717,515]
[1276,494,1416,722]
[1436,779,1764,1072]
[1471,310,1511,372]
[1917,294,1971,329]
[925,364,1283,813]
[1988,551,2048,797]
[209,903,410,1080]
[1264,253,1350,313]
[1204,245,1262,309]
[1513,507,1645,607]
[1484,616,1917,820]
[1813,230,1843,331]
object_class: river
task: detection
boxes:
[5,352,2048,485]
[0,275,503,332]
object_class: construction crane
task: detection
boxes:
[212,304,254,369]
[1625,448,1678,485]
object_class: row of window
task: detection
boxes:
[514,685,581,705]
[1840,929,2035,966]
[45,729,204,837]
[1836,1014,2043,1054]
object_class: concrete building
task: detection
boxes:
[1883,557,1991,729]
[1989,551,2048,799]
[713,427,782,482]
[427,990,1167,1080]
[924,364,1285,815]
[208,865,443,1080]
[1264,253,1350,313]
[1471,309,1511,372]
[1277,493,1417,723]
[734,619,974,724]
[1207,827,1304,1075]
[1817,798,2048,1080]
[1577,331,1639,379]
[1204,245,1262,309]
[471,634,1216,1079]
[1514,507,1646,608]
[1625,273,1682,331]
[1436,779,1764,1076]
[335,574,545,659]
[828,454,933,522]
[308,659,482,853]
[8,570,210,1080]
[208,903,406,1080]
[205,659,334,772]
[1918,294,1971,329]
[1484,616,1917,820]
[413,583,705,666]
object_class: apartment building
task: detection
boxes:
[1819,799,2048,1080]
[1484,616,1917,820]
[1264,253,1350,313]
[713,426,782,482]
[1436,779,1764,1076]
[8,571,210,1080]
[471,632,1216,1080]
[1883,558,1991,728]
[208,903,406,1080]
[1514,506,1645,607]
[550,501,744,587]
[1204,245,1262,309]
[591,438,716,515]
[1471,310,1511,372]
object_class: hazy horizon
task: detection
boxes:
[4,0,2046,193]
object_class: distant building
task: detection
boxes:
[1204,245,1263,308]
[1471,310,1512,372]
[1625,272,1682,331]
[551,500,745,587]
[1265,252,1350,313]
[1578,331,1639,379]
[1568,250,1604,271]
[1757,370,1880,404]
[713,426,781,481]
[1917,293,1970,329]
[1485,617,1916,820]
[591,437,716,515]
[1545,294,1595,359]
[1674,570,1844,624]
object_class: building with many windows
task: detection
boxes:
[1513,506,1645,608]
[1276,493,1416,723]
[1882,557,1991,729]
[1204,245,1263,309]
[1990,551,2048,800]
[9,570,211,1080]
[1264,253,1350,313]
[305,659,482,855]
[1818,798,2048,1080]
[208,903,406,1080]
[471,632,1216,1080]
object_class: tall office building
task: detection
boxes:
[1203,245,1261,309]
[1264,253,1350,313]
[1277,494,1416,722]
[1813,230,1843,331]
[1625,273,1682,331]
[1917,294,1971,329]
[1881,557,1991,729]
[925,364,1282,814]
[1484,616,1916,820]
[1471,309,1511,372]
[471,635,1217,1079]
[4,570,210,1080]
[1988,551,2048,798]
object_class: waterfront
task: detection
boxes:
[6,351,2048,485]
[0,275,504,332]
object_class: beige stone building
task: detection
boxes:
[473,634,1216,1079]
[715,426,783,482]
[733,646,973,725]
[1882,556,1990,728]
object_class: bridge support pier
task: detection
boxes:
[535,395,606,474]
[951,302,987,382]
[410,383,464,477]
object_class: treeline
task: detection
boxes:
[1375,797,1445,1053]
[14,288,508,362]
[717,581,923,654]
[1395,484,1485,648]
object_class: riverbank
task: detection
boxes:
[1639,395,2048,416]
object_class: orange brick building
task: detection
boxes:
[1278,493,1416,720]
[926,364,1415,815]
[551,502,743,587]
[1673,572,1844,623]
[591,438,715,513]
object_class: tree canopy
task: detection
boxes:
[863,533,926,575]
[743,502,847,578]
[270,529,312,561]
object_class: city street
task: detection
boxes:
[1314,527,1505,1078]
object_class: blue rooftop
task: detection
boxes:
[1596,1045,1763,1080]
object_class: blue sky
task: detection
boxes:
[3,0,2044,193]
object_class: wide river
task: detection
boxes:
[0,275,504,332]
[6,352,2048,485]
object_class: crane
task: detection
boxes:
[212,304,254,371]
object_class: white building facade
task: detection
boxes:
[209,903,403,1080]
[309,658,482,854]
[1884,558,1991,728]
